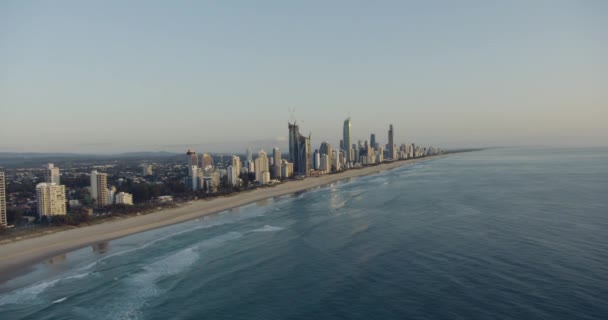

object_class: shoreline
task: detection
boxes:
[0,155,447,283]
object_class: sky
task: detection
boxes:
[1,0,607,154]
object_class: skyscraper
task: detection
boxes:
[231,155,242,176]
[90,170,109,207]
[288,122,311,176]
[246,147,253,162]
[186,148,198,168]
[343,118,352,163]
[36,183,67,216]
[319,141,333,172]
[0,172,6,227]
[45,163,61,185]
[201,153,214,169]
[254,149,269,183]
[272,148,282,179]
[388,124,395,160]
[370,134,376,150]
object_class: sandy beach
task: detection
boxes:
[0,155,445,283]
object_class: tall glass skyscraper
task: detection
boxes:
[388,124,395,160]
[288,122,311,176]
[343,118,352,163]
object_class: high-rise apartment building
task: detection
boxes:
[227,165,240,186]
[388,124,395,160]
[254,149,269,183]
[246,148,253,163]
[231,155,242,176]
[370,134,376,150]
[187,148,198,168]
[281,160,294,178]
[45,163,61,185]
[90,170,109,207]
[201,153,214,169]
[288,122,311,176]
[272,148,282,179]
[0,172,6,227]
[319,142,333,172]
[343,118,352,163]
[36,183,67,216]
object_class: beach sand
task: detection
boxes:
[0,155,444,283]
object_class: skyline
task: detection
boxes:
[1,1,607,153]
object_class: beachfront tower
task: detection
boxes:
[272,148,282,179]
[36,183,67,216]
[0,172,6,227]
[90,170,109,207]
[288,122,311,176]
[343,118,352,163]
[388,124,395,160]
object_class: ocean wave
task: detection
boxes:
[0,272,90,306]
[251,225,284,232]
[78,209,262,272]
[101,231,243,320]
[52,297,68,304]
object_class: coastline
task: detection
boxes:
[0,155,447,283]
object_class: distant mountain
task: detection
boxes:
[0,151,180,159]
[0,151,182,168]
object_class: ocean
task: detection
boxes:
[1,148,607,320]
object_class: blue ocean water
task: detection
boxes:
[1,148,607,320]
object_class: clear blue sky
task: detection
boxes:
[1,0,606,153]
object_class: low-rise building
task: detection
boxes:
[115,192,134,205]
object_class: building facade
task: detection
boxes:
[281,160,294,178]
[201,153,214,169]
[45,163,61,185]
[255,150,269,183]
[36,183,67,216]
[90,170,109,207]
[0,172,6,227]
[388,124,395,160]
[272,148,282,179]
[115,192,134,205]
[343,118,352,163]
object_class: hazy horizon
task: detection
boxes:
[1,1,607,154]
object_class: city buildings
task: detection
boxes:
[343,118,352,163]
[0,172,6,227]
[272,148,282,179]
[36,183,67,216]
[288,122,311,176]
[115,192,134,205]
[45,163,61,185]
[90,170,109,207]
